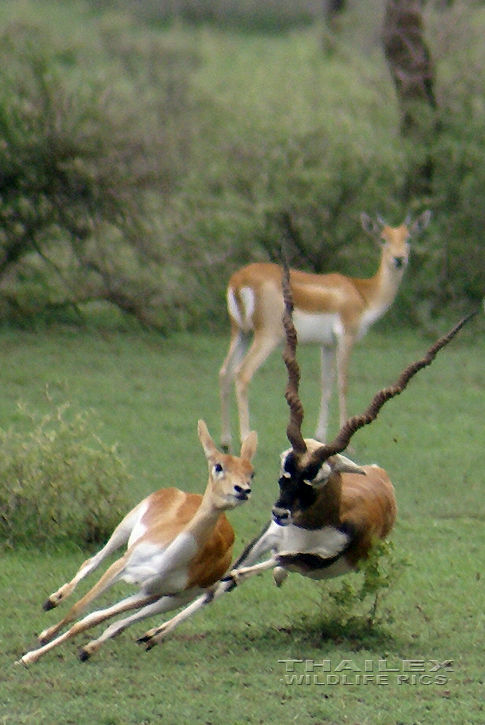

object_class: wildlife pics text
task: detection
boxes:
[279,657,454,687]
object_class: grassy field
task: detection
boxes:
[1,318,484,724]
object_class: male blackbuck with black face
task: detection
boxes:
[137,266,474,649]
[220,210,431,450]
[18,420,257,665]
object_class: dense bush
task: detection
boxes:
[0,19,205,331]
[169,129,410,324]
[0,2,483,331]
[87,0,321,32]
[0,403,131,548]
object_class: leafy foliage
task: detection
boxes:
[87,0,321,32]
[0,19,203,330]
[0,2,484,330]
[0,402,131,548]
[309,539,409,636]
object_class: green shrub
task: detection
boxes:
[307,539,409,637]
[87,0,320,33]
[0,403,131,549]
[0,19,203,331]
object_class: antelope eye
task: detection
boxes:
[214,463,224,475]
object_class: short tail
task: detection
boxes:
[227,286,255,333]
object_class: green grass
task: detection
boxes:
[1,320,485,724]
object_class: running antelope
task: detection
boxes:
[137,269,474,649]
[18,420,257,665]
[220,210,431,449]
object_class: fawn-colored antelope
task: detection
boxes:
[220,210,431,449]
[18,420,257,665]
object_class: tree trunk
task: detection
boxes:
[322,0,347,55]
[382,0,438,200]
[325,0,346,20]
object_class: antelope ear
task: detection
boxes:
[361,212,381,236]
[240,430,258,462]
[198,420,218,459]
[330,454,366,476]
[410,209,431,235]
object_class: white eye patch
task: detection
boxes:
[304,462,332,486]
[279,447,332,487]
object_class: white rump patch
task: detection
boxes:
[228,286,255,332]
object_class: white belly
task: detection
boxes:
[292,310,343,345]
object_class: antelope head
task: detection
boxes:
[272,439,364,526]
[361,210,431,272]
[198,420,257,511]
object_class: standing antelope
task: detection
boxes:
[137,270,474,649]
[18,420,257,665]
[220,210,431,449]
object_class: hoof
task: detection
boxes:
[16,652,36,667]
[78,647,91,662]
[273,567,288,587]
[221,572,239,591]
[38,626,55,645]
[136,634,156,651]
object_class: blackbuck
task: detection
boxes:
[137,268,474,649]
[18,420,257,665]
[219,210,431,450]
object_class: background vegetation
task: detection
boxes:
[0,402,131,548]
[0,0,483,332]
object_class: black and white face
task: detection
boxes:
[271,445,333,526]
[271,444,366,526]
